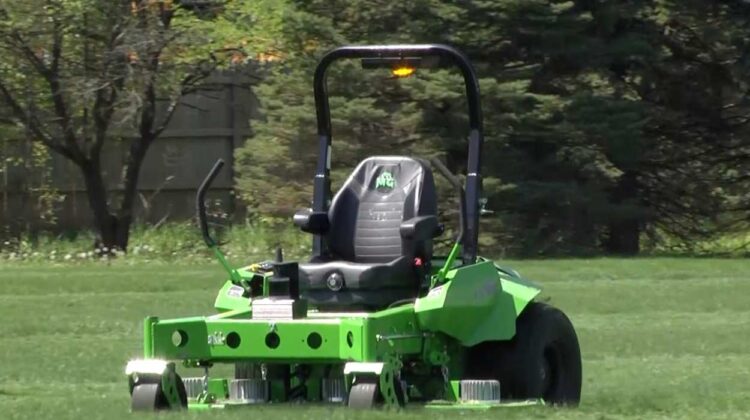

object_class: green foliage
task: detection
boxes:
[27,143,65,226]
[0,222,309,264]
[0,136,64,230]
[236,0,750,256]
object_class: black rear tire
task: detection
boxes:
[467,302,582,405]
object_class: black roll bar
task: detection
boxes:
[312,44,484,263]
[196,159,225,247]
[430,157,467,247]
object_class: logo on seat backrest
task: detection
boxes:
[375,171,396,191]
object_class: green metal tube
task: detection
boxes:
[143,316,158,358]
[434,242,461,287]
[212,247,242,284]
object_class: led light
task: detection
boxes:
[344,362,385,375]
[125,359,169,375]
[392,66,415,77]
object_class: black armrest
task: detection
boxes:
[293,210,330,234]
[400,215,439,241]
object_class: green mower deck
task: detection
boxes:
[130,260,542,410]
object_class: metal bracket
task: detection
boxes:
[160,363,183,409]
[344,354,406,409]
[379,354,402,408]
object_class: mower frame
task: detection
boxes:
[125,44,581,412]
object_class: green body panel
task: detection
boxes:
[150,261,539,362]
[499,276,542,315]
[148,305,423,363]
[415,261,540,346]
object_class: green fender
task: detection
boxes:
[214,280,251,312]
[414,261,541,347]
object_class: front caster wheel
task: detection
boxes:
[131,384,168,411]
[130,372,188,411]
[347,374,406,409]
[348,382,379,409]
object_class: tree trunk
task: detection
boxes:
[606,216,640,255]
[605,171,641,255]
[116,136,153,252]
[80,158,131,252]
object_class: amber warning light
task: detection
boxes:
[361,57,424,78]
[392,66,416,78]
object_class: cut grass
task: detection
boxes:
[1,258,749,419]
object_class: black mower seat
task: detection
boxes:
[294,156,438,310]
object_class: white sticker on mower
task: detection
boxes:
[125,359,168,375]
[207,331,226,346]
[427,285,445,297]
[227,285,244,298]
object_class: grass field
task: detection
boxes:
[1,258,749,419]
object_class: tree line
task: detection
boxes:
[238,0,750,256]
[2,1,749,256]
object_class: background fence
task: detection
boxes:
[0,71,259,234]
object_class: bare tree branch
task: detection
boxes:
[152,60,218,138]
[0,77,79,161]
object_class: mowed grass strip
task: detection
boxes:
[1,259,749,419]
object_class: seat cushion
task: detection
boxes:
[299,257,417,310]
[326,156,437,263]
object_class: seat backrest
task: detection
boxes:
[326,156,437,263]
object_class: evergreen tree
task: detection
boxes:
[237,0,750,256]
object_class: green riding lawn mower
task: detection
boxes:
[125,44,582,411]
